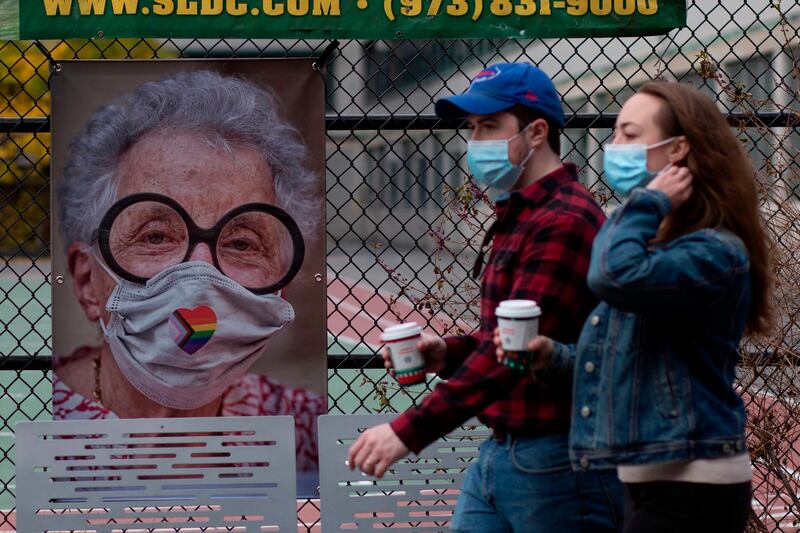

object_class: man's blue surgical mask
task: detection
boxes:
[467,125,533,191]
[603,137,678,196]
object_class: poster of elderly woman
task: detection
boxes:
[49,60,327,496]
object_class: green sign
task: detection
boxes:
[0,0,19,40]
[14,0,685,40]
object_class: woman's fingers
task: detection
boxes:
[648,165,694,209]
[528,336,548,352]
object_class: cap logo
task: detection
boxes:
[472,66,501,84]
[524,91,538,102]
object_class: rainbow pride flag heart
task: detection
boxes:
[169,305,217,355]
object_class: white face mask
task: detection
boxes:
[97,260,294,410]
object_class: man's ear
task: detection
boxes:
[669,136,690,163]
[526,118,550,150]
[67,243,103,322]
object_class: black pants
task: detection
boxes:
[623,481,752,533]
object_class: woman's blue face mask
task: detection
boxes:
[603,137,678,196]
[467,125,533,192]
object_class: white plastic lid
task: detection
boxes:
[381,322,423,342]
[495,299,542,319]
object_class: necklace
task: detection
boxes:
[93,352,103,404]
[91,353,225,414]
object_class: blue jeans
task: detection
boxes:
[451,433,623,532]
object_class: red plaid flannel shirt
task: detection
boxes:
[390,163,606,453]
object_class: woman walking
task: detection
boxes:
[496,81,773,532]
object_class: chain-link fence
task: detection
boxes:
[1,0,799,530]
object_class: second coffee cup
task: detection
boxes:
[495,300,542,371]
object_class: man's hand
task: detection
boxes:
[382,332,447,376]
[347,423,410,478]
[492,327,555,371]
[647,165,693,210]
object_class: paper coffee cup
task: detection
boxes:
[381,322,426,386]
[495,300,542,371]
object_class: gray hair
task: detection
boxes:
[58,69,320,249]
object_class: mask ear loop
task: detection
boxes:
[78,243,122,336]
[657,162,674,175]
[517,146,535,167]
[97,314,112,338]
[512,123,535,168]
[82,243,123,284]
[645,136,681,181]
[646,136,680,150]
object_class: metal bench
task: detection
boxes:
[318,414,489,532]
[15,416,297,532]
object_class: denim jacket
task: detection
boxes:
[550,188,751,471]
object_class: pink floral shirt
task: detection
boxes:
[53,346,326,473]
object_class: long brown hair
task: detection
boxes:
[639,81,774,335]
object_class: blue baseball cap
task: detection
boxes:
[435,62,565,128]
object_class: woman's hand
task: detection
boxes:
[647,165,693,210]
[492,327,555,371]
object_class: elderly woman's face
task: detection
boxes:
[88,130,279,322]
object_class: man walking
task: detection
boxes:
[349,63,622,531]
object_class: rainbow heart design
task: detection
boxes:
[169,305,217,355]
